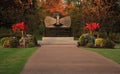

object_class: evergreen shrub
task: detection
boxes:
[26,42,35,48]
[25,34,38,47]
[86,42,94,48]
[78,33,95,46]
[1,37,19,48]
[102,39,115,48]
[95,38,104,48]
[9,37,19,48]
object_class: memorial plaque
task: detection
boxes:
[44,16,71,28]
[44,14,72,37]
[45,28,72,37]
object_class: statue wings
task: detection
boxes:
[44,16,71,28]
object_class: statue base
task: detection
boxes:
[44,28,72,37]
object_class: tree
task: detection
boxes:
[0,0,33,28]
[39,0,74,16]
[66,0,120,38]
[92,0,120,36]
[0,0,46,36]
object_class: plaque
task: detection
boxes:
[44,14,72,37]
[44,15,71,28]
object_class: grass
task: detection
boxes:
[0,40,2,46]
[86,46,120,64]
[0,47,37,74]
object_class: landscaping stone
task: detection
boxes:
[38,37,77,45]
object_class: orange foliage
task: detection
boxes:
[41,0,74,16]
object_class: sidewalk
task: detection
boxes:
[21,45,120,74]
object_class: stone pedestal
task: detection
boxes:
[38,37,77,45]
[44,28,72,37]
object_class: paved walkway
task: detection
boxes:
[21,45,120,74]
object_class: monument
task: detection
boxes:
[38,0,76,45]
[44,13,72,37]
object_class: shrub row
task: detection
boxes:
[0,34,38,48]
[78,33,115,48]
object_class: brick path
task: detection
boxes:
[21,45,120,74]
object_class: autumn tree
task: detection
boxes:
[39,0,74,16]
[91,0,120,37]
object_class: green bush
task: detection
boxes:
[39,24,45,35]
[102,39,115,48]
[1,37,19,48]
[1,37,9,45]
[95,38,115,48]
[3,40,10,48]
[110,33,120,43]
[9,37,19,48]
[78,35,86,46]
[99,33,120,43]
[95,38,104,48]
[78,33,95,47]
[19,34,38,48]
[86,42,94,48]
[25,34,38,47]
[31,36,38,46]
[1,37,10,47]
[26,42,35,48]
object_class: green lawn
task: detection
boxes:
[0,41,2,46]
[86,47,120,64]
[0,47,37,74]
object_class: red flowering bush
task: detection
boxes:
[12,22,28,32]
[85,22,100,31]
[85,22,100,35]
[12,22,28,47]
